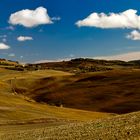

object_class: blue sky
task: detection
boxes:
[1,0,140,62]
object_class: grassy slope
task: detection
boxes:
[0,111,139,140]
[14,69,140,114]
[0,93,112,123]
[0,67,140,139]
[0,68,112,125]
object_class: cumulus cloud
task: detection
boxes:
[17,36,33,41]
[76,9,140,29]
[9,7,53,28]
[0,43,10,49]
[126,30,140,40]
[94,51,140,61]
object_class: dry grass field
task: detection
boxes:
[0,68,112,122]
[0,63,140,139]
[0,111,139,140]
[13,69,140,114]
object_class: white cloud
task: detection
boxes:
[76,9,140,29]
[35,51,140,63]
[20,56,23,59]
[69,54,75,58]
[35,58,71,63]
[0,43,10,49]
[17,36,33,41]
[6,26,15,31]
[94,51,140,61]
[51,17,61,21]
[2,38,7,42]
[126,30,140,40]
[8,53,15,57]
[9,7,53,28]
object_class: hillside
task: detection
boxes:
[0,59,18,66]
[0,59,140,139]
[0,111,139,140]
[1,59,140,114]
[13,69,140,114]
[28,58,140,73]
[0,68,113,123]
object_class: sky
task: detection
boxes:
[1,0,140,62]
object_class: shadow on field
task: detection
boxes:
[14,70,140,114]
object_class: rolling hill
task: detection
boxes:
[0,58,140,139]
[12,69,140,114]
